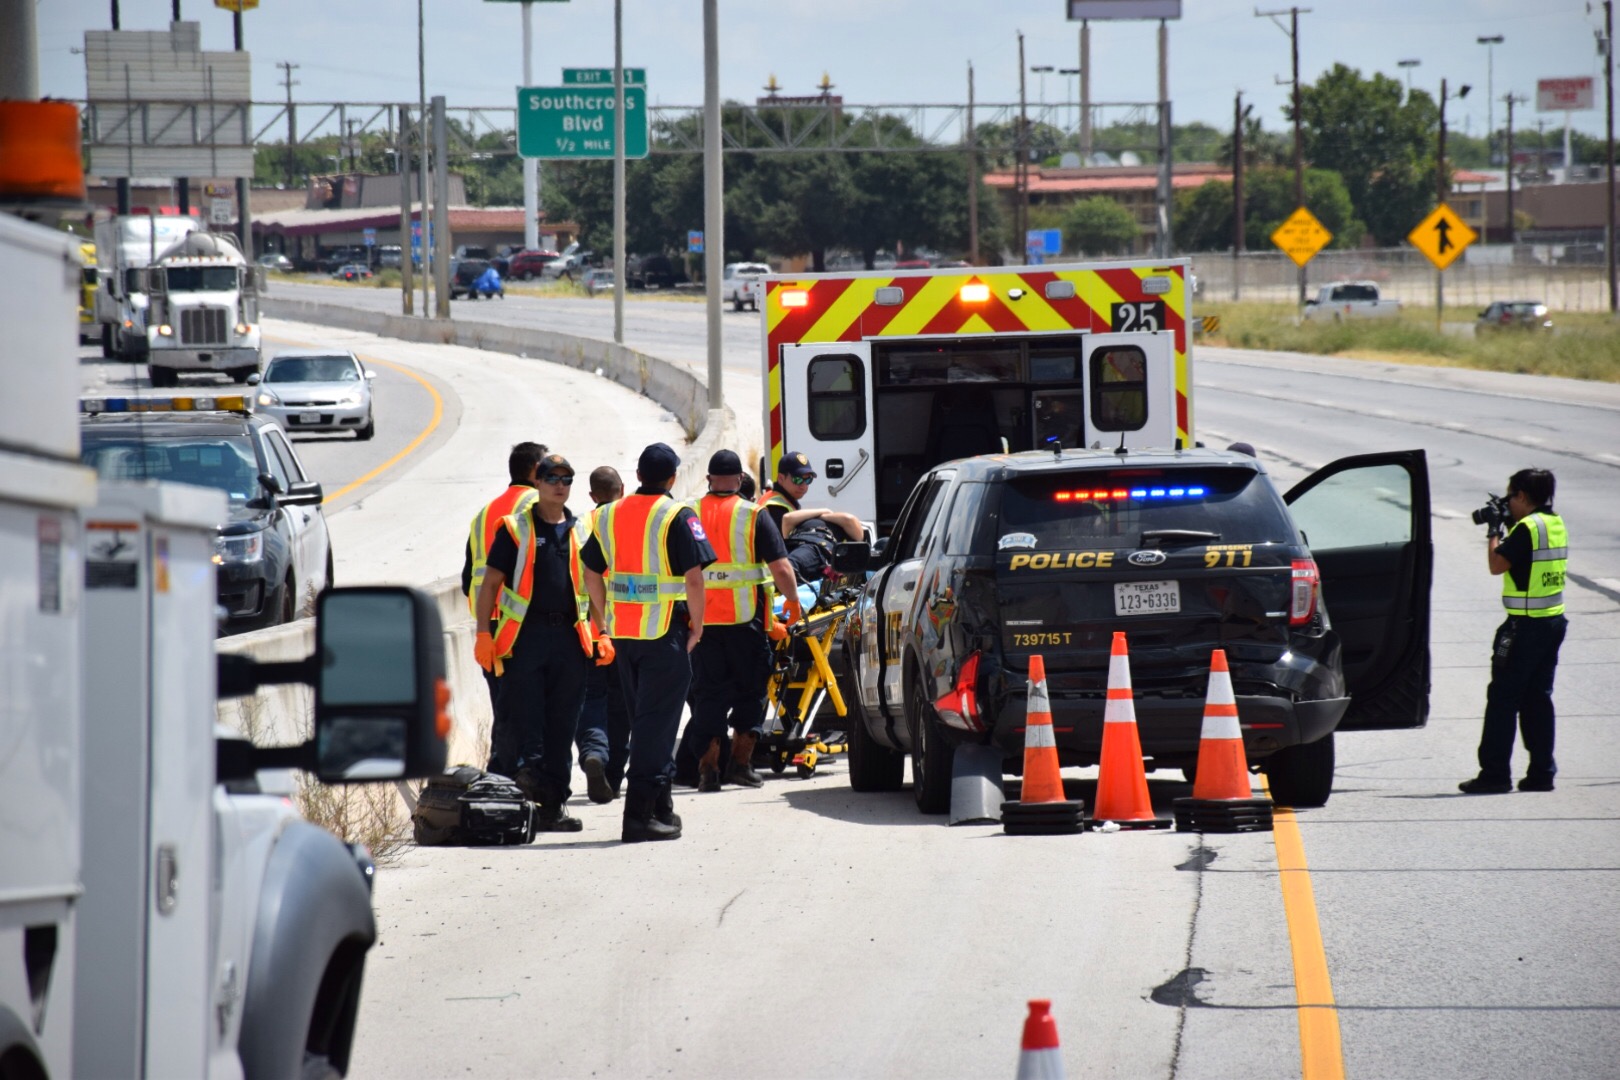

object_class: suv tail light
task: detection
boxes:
[934,650,983,731]
[1290,558,1319,625]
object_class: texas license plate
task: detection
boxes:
[1114,580,1180,616]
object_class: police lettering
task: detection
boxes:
[1008,551,1114,571]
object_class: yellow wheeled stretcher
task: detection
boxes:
[758,580,863,778]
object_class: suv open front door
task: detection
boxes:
[1285,450,1433,730]
[780,343,874,520]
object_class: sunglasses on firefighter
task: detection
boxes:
[541,474,574,486]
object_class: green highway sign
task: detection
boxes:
[563,67,646,86]
[516,86,648,160]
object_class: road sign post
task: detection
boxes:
[517,85,648,160]
[1408,204,1478,329]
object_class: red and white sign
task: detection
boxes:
[1538,77,1595,112]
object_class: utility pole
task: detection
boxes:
[612,0,625,345]
[967,62,979,265]
[1233,91,1251,300]
[703,0,722,410]
[399,105,413,315]
[432,95,450,320]
[521,0,538,253]
[1477,35,1503,164]
[1605,0,1616,314]
[1079,20,1092,164]
[1437,78,1471,329]
[277,61,298,190]
[1155,18,1172,258]
[1503,93,1525,246]
[1017,31,1029,258]
[1256,5,1311,306]
[417,0,430,318]
[233,8,251,258]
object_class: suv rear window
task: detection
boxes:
[996,467,1296,550]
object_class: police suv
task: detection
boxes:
[842,446,1433,812]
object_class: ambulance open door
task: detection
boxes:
[780,343,875,523]
[1080,331,1177,450]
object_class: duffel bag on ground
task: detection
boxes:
[412,766,535,846]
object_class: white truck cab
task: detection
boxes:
[144,231,264,387]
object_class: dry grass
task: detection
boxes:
[295,777,411,865]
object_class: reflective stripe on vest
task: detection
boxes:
[1502,511,1568,617]
[760,490,795,514]
[596,494,685,639]
[467,485,538,616]
[696,494,768,625]
[569,514,597,656]
[491,510,535,657]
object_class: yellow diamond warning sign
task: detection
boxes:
[1408,203,1477,271]
[1270,207,1333,268]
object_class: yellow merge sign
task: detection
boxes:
[1408,204,1477,271]
[1270,207,1333,268]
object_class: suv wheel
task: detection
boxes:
[906,665,952,814]
[846,667,904,793]
[1264,732,1335,808]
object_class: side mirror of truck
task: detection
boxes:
[312,587,450,783]
[831,541,870,573]
[145,267,166,297]
[279,479,324,506]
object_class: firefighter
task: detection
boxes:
[460,440,544,767]
[761,450,863,541]
[576,465,630,803]
[686,450,801,791]
[580,443,716,843]
[472,453,604,831]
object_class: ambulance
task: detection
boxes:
[760,258,1193,534]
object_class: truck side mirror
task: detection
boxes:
[145,267,165,296]
[312,587,449,783]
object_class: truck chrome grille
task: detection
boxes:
[179,307,229,345]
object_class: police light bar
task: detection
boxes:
[778,288,810,308]
[80,394,250,415]
[959,282,992,303]
[1054,486,1206,502]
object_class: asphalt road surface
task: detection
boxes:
[81,292,1620,1078]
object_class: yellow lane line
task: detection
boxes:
[322,354,443,505]
[1271,799,1346,1080]
[262,332,443,505]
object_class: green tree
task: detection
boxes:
[1062,196,1138,256]
[1298,63,1437,245]
[1172,167,1360,253]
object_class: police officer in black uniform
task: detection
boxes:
[474,453,590,831]
[580,443,716,843]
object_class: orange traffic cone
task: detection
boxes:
[1015,999,1065,1080]
[1173,649,1274,833]
[1091,632,1170,829]
[1002,655,1084,834]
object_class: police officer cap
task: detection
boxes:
[707,449,743,476]
[539,452,574,476]
[777,451,815,479]
[637,442,681,482]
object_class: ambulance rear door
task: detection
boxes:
[1080,330,1177,450]
[780,343,875,523]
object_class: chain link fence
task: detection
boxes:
[1190,245,1613,314]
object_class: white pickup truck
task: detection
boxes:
[1302,280,1402,321]
[721,261,768,311]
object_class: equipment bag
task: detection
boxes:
[412,766,535,846]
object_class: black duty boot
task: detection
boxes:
[534,801,584,832]
[723,732,764,788]
[622,787,680,843]
[654,781,683,831]
[581,754,616,804]
[697,738,723,793]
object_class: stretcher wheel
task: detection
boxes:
[771,752,790,775]
[796,761,816,779]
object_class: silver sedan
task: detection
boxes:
[254,349,377,440]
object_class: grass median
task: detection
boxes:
[1199,302,1620,383]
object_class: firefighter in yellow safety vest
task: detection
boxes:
[461,441,545,723]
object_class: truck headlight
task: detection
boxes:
[235,322,252,335]
[157,324,173,337]
[213,530,264,564]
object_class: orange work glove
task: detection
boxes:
[474,630,498,674]
[593,635,616,667]
[767,619,789,643]
[783,596,804,627]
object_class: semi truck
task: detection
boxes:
[1,200,449,1079]
[143,230,265,386]
[760,258,1194,534]
[92,212,201,362]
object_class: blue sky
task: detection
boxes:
[34,0,1613,145]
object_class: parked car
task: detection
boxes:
[377,245,403,269]
[256,252,294,273]
[1302,281,1402,321]
[841,446,1433,812]
[79,400,335,630]
[581,268,615,296]
[1477,300,1553,332]
[333,263,372,282]
[721,261,769,311]
[542,242,593,281]
[254,349,377,441]
[506,249,558,280]
[319,247,369,273]
[625,253,683,290]
[449,258,491,299]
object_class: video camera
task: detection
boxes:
[1471,493,1512,536]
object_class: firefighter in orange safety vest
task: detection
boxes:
[461,441,545,726]
[473,453,612,831]
[683,450,801,791]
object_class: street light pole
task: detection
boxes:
[1477,35,1503,164]
[1059,67,1081,147]
[1398,58,1421,96]
[522,1,538,253]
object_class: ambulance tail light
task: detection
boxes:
[1290,558,1319,626]
[779,288,809,309]
[959,282,991,303]
[934,650,984,732]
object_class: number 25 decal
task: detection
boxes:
[1111,300,1166,333]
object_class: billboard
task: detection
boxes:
[1068,0,1181,18]
[1537,77,1595,112]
